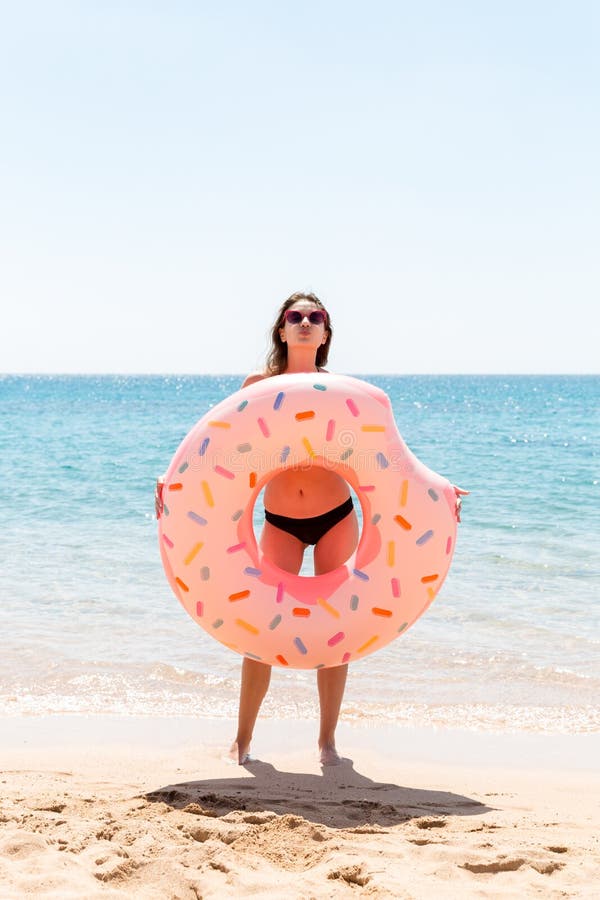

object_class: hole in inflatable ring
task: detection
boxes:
[251,468,364,576]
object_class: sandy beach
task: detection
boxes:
[1,717,598,898]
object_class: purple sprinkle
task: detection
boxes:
[273,391,285,410]
[244,567,262,577]
[199,438,210,456]
[353,568,370,581]
[280,446,290,463]
[376,452,389,469]
[187,511,208,526]
[294,637,308,655]
[416,530,434,546]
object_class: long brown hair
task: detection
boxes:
[265,292,333,376]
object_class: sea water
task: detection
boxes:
[1,374,598,734]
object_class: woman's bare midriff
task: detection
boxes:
[263,466,350,518]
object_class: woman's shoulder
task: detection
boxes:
[241,371,270,388]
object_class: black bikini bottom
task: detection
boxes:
[264,497,354,546]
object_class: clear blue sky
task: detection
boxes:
[1,1,598,374]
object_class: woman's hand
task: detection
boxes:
[155,476,165,519]
[453,485,469,523]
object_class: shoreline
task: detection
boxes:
[2,714,599,897]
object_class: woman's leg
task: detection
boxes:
[231,657,272,763]
[314,510,359,764]
[231,521,305,762]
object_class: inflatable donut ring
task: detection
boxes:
[159,373,459,669]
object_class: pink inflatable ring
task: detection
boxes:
[159,374,459,669]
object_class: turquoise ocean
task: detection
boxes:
[1,374,598,734]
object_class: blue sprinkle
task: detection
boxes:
[280,446,290,463]
[428,488,439,501]
[212,618,224,629]
[350,595,359,611]
[269,615,282,630]
[200,567,210,581]
[187,511,208,526]
[231,509,244,521]
[237,400,248,412]
[353,569,370,582]
[376,452,389,469]
[371,513,381,525]
[237,443,252,453]
[244,567,262,577]
[273,391,285,410]
[294,637,308,655]
[163,504,170,517]
[416,529,434,546]
[245,652,262,661]
[340,448,354,460]
[398,622,408,633]
[313,383,327,391]
[199,438,210,456]
[178,461,189,474]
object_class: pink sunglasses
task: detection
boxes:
[284,309,328,326]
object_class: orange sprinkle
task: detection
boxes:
[372,607,393,617]
[295,410,315,420]
[400,480,409,506]
[201,481,214,507]
[168,483,183,491]
[235,618,259,635]
[184,542,203,565]
[276,654,289,666]
[357,635,379,654]
[249,471,257,488]
[175,577,189,592]
[317,597,341,619]
[229,590,250,601]
[394,514,412,530]
[293,607,311,617]
[387,541,395,567]
[208,420,231,428]
[361,425,386,432]
[302,437,316,458]
[421,574,439,584]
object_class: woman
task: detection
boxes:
[157,292,467,766]
[233,292,359,767]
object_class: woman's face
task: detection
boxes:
[279,301,329,353]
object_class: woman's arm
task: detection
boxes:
[453,485,469,522]
[155,476,165,519]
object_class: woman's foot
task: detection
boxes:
[228,741,253,765]
[319,742,342,766]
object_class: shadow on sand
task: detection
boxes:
[146,757,492,829]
